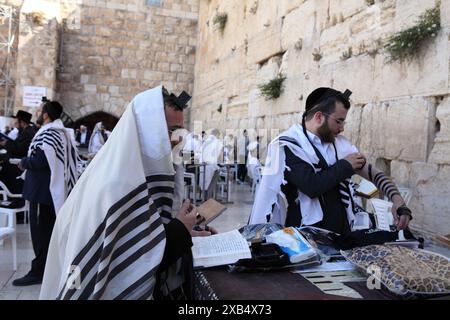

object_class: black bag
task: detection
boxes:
[330,228,421,250]
[234,242,290,270]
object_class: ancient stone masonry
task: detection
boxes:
[4,0,198,121]
[0,0,22,116]
[191,0,450,236]
[57,0,198,121]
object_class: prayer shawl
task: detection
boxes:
[88,122,106,154]
[40,86,176,300]
[27,119,78,213]
[249,124,358,228]
[199,134,222,191]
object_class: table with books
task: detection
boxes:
[191,225,449,300]
[191,226,398,300]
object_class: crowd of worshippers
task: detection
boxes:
[74,122,111,155]
[180,127,263,196]
[0,85,415,300]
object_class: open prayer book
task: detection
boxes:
[355,178,378,198]
[192,229,251,268]
[369,198,394,231]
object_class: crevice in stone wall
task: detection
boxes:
[427,95,446,161]
[355,104,366,148]
[257,50,286,68]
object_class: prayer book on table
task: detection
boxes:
[192,229,251,268]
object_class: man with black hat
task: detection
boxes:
[12,101,79,286]
[0,110,37,197]
[250,87,412,237]
[0,110,37,158]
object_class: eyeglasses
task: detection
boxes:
[321,112,346,126]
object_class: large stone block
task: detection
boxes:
[372,32,449,99]
[429,96,450,164]
[390,160,412,187]
[246,20,283,64]
[329,0,366,21]
[358,97,435,162]
[394,0,436,31]
[408,162,450,235]
[281,1,316,50]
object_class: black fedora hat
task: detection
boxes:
[13,110,32,123]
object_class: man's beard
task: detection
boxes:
[317,120,335,143]
[36,115,44,126]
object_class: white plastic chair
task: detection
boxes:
[0,209,17,270]
[383,187,412,206]
[0,180,29,224]
[249,165,262,196]
[183,171,197,204]
[0,180,30,242]
[398,187,412,206]
[217,167,228,198]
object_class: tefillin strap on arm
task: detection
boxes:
[372,170,401,201]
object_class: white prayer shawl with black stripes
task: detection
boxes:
[88,121,106,154]
[27,119,79,213]
[40,86,176,300]
[249,124,358,228]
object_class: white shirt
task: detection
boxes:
[306,130,337,166]
[7,128,18,140]
[80,131,87,144]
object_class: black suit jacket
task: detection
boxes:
[4,126,37,158]
[75,130,91,147]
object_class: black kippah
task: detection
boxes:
[45,101,63,120]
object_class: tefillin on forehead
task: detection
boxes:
[162,86,191,110]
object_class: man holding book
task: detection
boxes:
[0,110,37,158]
[250,87,412,237]
[40,86,215,300]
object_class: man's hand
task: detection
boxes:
[175,199,198,233]
[17,162,24,171]
[343,152,366,170]
[191,226,218,237]
[396,215,411,230]
[391,195,411,230]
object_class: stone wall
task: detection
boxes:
[191,0,450,236]
[7,0,198,123]
[56,0,198,121]
[0,0,21,116]
[14,0,61,115]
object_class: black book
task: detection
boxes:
[0,132,13,142]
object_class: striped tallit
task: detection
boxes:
[27,119,79,213]
[249,124,359,228]
[40,86,176,300]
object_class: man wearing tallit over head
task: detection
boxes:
[88,121,107,155]
[40,86,214,300]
